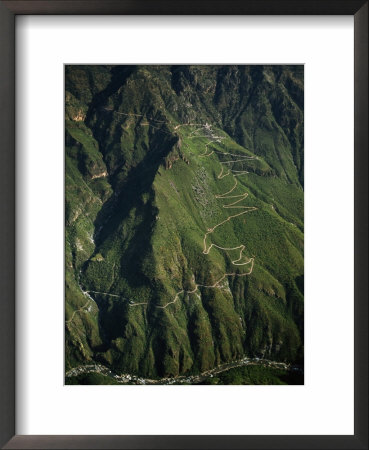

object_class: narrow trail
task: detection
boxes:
[66,298,91,324]
[157,259,255,309]
[87,290,120,298]
[69,113,258,313]
[129,302,149,307]
[104,108,168,124]
[83,290,148,307]
[104,108,202,134]
[67,288,149,318]
[66,275,96,324]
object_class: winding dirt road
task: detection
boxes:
[68,115,259,315]
[157,123,258,309]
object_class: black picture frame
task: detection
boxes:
[0,1,367,449]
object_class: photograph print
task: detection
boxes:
[65,65,304,385]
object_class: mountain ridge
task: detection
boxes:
[65,65,304,381]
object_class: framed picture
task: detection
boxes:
[0,1,367,449]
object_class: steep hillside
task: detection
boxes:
[65,65,304,381]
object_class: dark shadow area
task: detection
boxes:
[85,65,137,124]
[77,118,178,357]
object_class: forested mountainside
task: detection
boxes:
[65,65,304,380]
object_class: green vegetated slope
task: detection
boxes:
[197,365,304,385]
[65,65,304,380]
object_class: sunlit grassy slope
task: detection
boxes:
[65,65,304,378]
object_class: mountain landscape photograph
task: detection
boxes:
[65,64,304,385]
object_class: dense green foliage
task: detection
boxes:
[65,65,304,382]
[198,365,303,385]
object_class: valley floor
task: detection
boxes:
[65,357,303,385]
